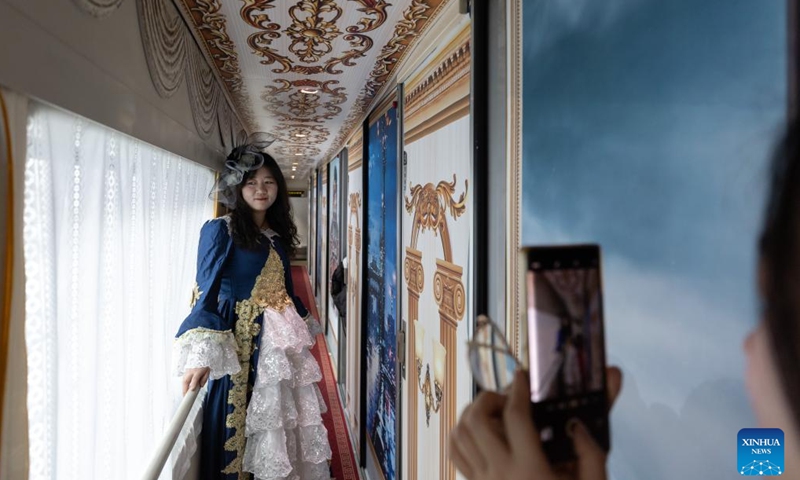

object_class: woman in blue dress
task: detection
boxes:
[173,145,331,479]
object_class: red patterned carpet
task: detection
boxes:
[292,266,360,480]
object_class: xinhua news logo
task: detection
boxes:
[738,428,784,476]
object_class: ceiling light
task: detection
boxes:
[300,88,318,94]
[295,133,307,138]
[295,153,302,156]
[291,175,295,179]
[292,167,297,171]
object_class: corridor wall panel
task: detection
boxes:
[319,165,329,333]
[401,30,471,480]
[364,100,400,480]
[316,168,324,298]
[328,154,342,362]
[345,129,364,456]
[290,196,309,253]
[310,171,317,285]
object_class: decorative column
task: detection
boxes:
[434,260,465,480]
[405,176,467,480]
[404,247,424,480]
[348,192,362,435]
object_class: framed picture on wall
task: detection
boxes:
[345,131,364,456]
[309,171,317,289]
[361,91,402,480]
[328,154,341,339]
[315,167,324,298]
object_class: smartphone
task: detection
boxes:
[524,244,610,464]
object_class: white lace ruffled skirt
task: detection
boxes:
[243,306,332,480]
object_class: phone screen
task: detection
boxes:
[525,245,609,463]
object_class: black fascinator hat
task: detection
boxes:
[211,132,276,208]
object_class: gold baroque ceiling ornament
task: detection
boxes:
[320,0,447,163]
[261,79,347,123]
[178,0,449,164]
[272,124,331,145]
[242,0,390,74]
[285,0,343,63]
[364,0,433,98]
[275,144,322,158]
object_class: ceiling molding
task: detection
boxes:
[318,0,465,167]
[171,0,457,180]
[71,0,126,18]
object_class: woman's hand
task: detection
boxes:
[450,367,623,480]
[182,367,211,396]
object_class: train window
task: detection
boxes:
[22,101,216,477]
[517,0,786,478]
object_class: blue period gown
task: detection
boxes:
[173,216,331,480]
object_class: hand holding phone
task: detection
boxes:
[450,366,623,480]
[525,244,610,464]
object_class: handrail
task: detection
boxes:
[141,388,201,480]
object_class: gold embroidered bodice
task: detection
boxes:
[250,247,295,311]
[224,245,297,477]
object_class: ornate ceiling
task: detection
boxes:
[174,0,449,180]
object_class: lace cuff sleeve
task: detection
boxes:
[173,328,241,379]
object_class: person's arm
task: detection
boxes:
[331,263,344,296]
[173,219,240,393]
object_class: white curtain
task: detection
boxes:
[23,101,216,480]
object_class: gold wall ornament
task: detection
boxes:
[405,175,468,260]
[434,260,466,322]
[405,41,471,111]
[403,35,471,144]
[414,320,446,427]
[404,173,468,480]
[404,249,424,296]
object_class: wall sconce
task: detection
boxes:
[415,320,446,426]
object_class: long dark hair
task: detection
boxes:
[229,153,299,256]
[759,118,800,432]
